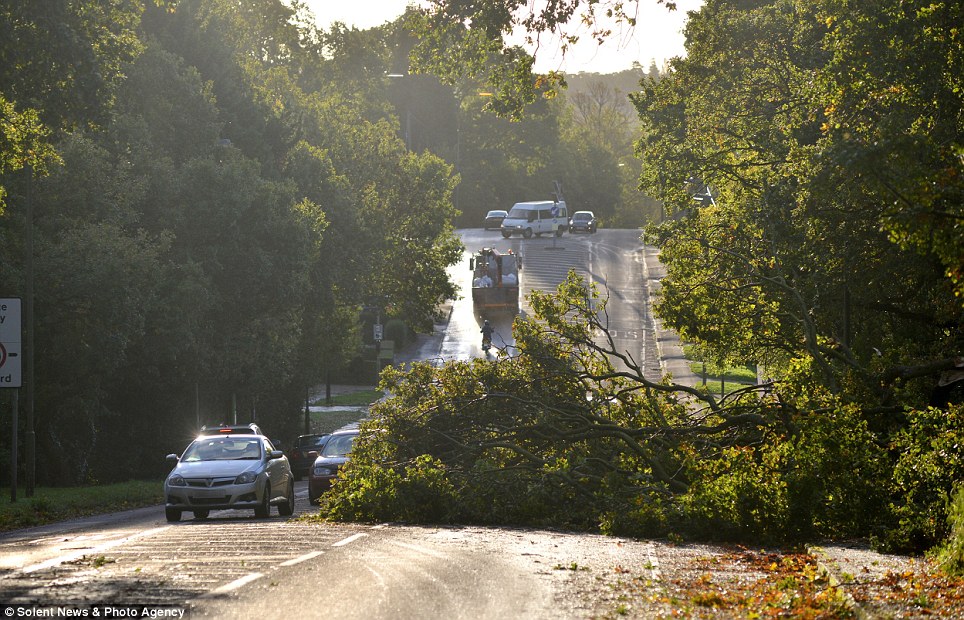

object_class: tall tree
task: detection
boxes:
[633,0,962,413]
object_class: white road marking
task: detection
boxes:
[21,526,170,573]
[278,550,323,566]
[332,533,368,547]
[208,572,264,594]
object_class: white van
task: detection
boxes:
[500,200,568,238]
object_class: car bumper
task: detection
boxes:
[165,480,262,511]
[290,459,313,475]
[308,476,334,500]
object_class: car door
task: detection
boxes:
[262,438,287,501]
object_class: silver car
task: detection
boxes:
[164,432,294,521]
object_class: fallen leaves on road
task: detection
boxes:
[599,546,964,618]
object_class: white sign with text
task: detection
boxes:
[0,298,22,387]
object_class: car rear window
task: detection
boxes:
[321,434,356,457]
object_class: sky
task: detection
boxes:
[298,0,704,75]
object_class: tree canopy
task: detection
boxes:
[0,0,464,483]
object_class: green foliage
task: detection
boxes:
[936,484,964,577]
[632,0,961,556]
[636,0,962,417]
[324,452,458,523]
[313,270,929,548]
[884,404,964,553]
[0,0,465,485]
[679,445,790,543]
[316,276,693,531]
[384,319,409,344]
[0,96,60,209]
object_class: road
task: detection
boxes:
[442,228,663,381]
[0,228,688,618]
[0,480,670,618]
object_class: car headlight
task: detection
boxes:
[167,474,186,487]
[235,471,258,484]
[313,465,333,477]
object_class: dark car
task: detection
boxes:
[308,429,359,503]
[483,210,508,230]
[568,211,597,233]
[289,433,330,480]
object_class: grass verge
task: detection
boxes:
[311,409,370,435]
[0,480,164,533]
[311,389,384,407]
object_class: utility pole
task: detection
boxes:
[25,168,35,496]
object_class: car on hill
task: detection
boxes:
[289,433,330,481]
[568,211,598,233]
[164,429,294,522]
[308,429,359,503]
[483,210,508,230]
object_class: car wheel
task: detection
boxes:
[165,507,182,522]
[255,483,271,518]
[501,230,512,238]
[523,228,533,239]
[193,510,209,520]
[278,480,295,516]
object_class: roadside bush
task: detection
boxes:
[678,445,790,543]
[384,319,410,345]
[782,402,890,541]
[322,451,458,523]
[880,404,964,553]
[935,484,964,576]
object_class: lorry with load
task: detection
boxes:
[470,248,521,311]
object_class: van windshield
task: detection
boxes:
[506,207,532,219]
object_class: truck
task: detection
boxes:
[470,248,521,311]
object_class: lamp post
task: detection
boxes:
[24,167,35,497]
[386,73,412,150]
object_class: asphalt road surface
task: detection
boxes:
[0,481,666,618]
[446,228,662,381]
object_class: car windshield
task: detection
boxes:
[486,211,505,217]
[182,437,262,462]
[321,434,356,457]
[574,213,592,221]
